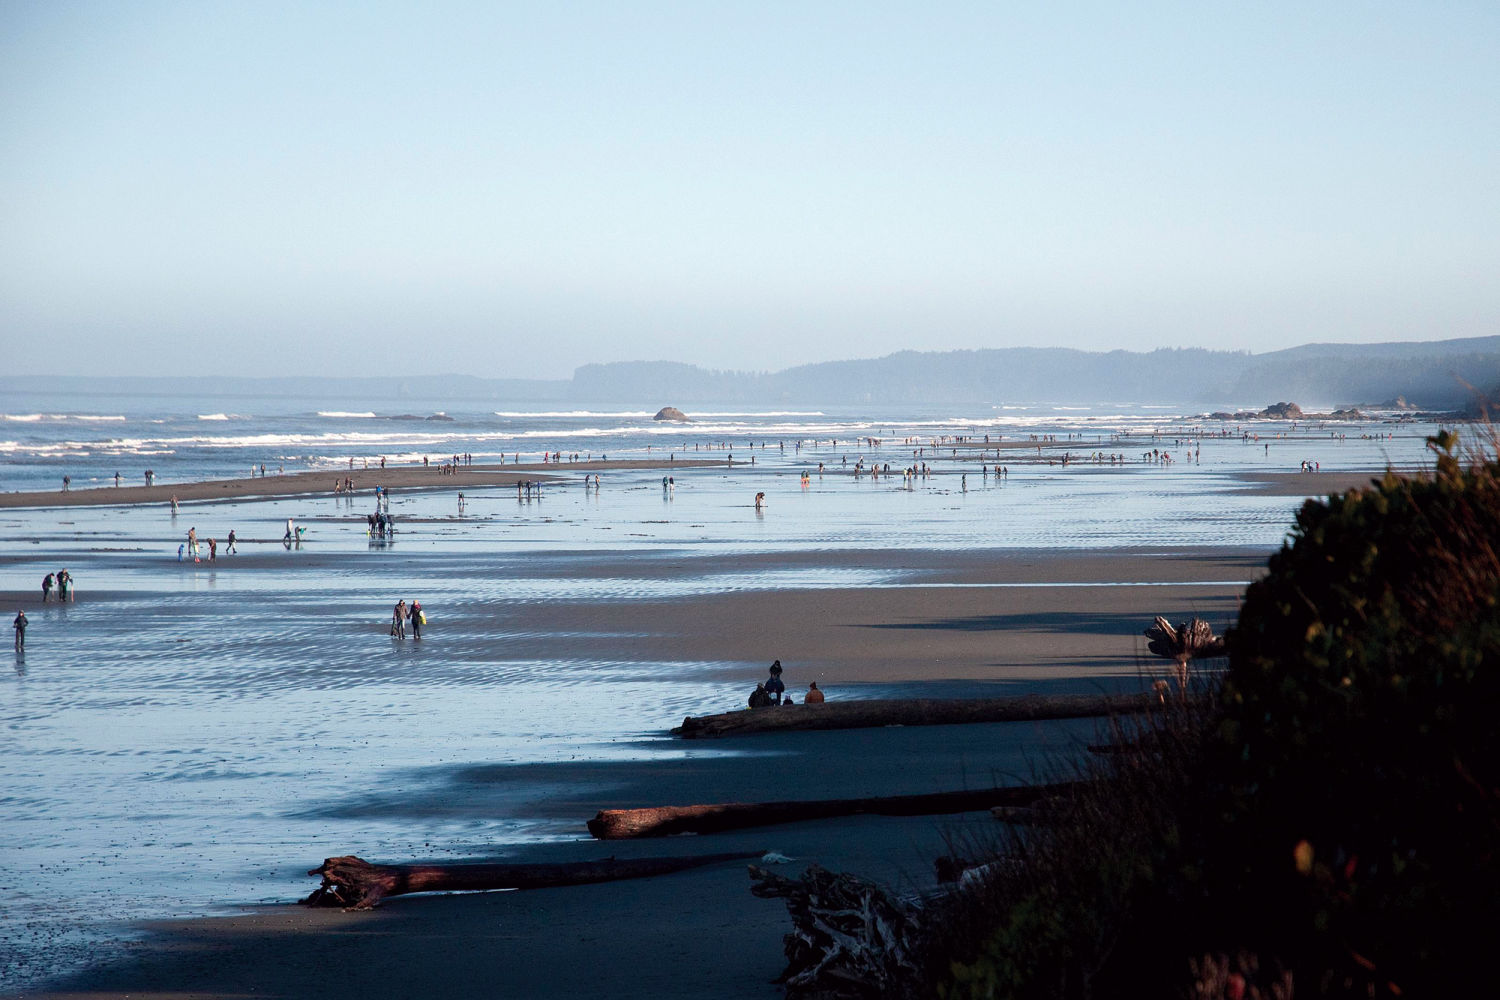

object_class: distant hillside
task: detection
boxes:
[1215,337,1500,409]
[6,336,1495,410]
[765,348,1248,406]
[567,337,1500,409]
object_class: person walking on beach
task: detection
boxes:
[765,660,786,705]
[284,518,294,543]
[226,529,237,554]
[391,600,407,639]
[409,600,422,640]
[42,573,54,603]
[187,527,199,561]
[57,569,72,602]
[13,610,26,652]
[208,538,217,561]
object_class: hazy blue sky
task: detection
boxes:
[2,2,1496,378]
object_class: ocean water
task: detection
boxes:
[0,394,1448,991]
[0,392,1432,495]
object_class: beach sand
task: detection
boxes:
[2,455,1409,514]
[14,543,1261,1000]
[1234,469,1398,497]
[0,459,725,510]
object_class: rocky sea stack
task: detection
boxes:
[653,406,690,422]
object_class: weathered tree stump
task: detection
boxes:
[749,864,928,998]
[303,851,761,910]
[1144,615,1225,661]
[1144,615,1225,695]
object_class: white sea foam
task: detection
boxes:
[0,408,1206,461]
[491,409,830,421]
[317,411,377,418]
[685,411,827,418]
[494,410,655,418]
[0,413,129,422]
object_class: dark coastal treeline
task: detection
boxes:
[6,334,1497,410]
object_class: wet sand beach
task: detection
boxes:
[5,420,1435,999]
[8,540,1259,1000]
[1233,468,1415,496]
[0,459,724,510]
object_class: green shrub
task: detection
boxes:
[1216,431,1500,992]
[940,432,1500,998]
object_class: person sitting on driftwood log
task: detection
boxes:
[748,682,773,709]
[804,681,825,703]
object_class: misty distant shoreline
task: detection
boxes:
[4,335,1495,412]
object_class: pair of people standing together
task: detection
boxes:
[390,599,424,639]
[41,570,73,603]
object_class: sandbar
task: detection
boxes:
[1233,469,1415,497]
[0,459,725,510]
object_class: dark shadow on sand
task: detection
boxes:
[858,598,1238,636]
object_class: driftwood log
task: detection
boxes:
[588,782,1081,839]
[674,692,1154,739]
[750,864,928,998]
[303,851,762,910]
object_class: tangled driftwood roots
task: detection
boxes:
[750,864,928,998]
[1144,616,1226,694]
[1144,616,1225,662]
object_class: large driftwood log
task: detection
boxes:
[674,692,1154,739]
[588,782,1081,839]
[749,864,929,997]
[303,851,761,910]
